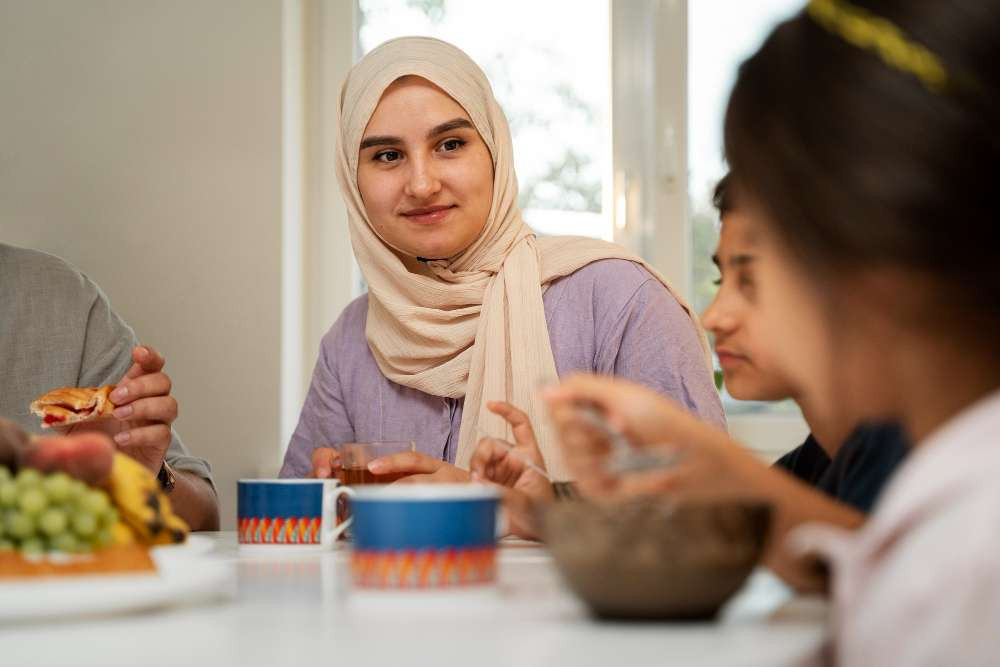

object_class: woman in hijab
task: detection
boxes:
[279,37,723,484]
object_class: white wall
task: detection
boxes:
[0,0,355,528]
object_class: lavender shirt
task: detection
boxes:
[280,259,725,477]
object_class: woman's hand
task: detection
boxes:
[310,447,341,479]
[542,373,763,501]
[370,451,470,484]
[469,401,555,540]
[69,346,178,475]
[471,401,554,494]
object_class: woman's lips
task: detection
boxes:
[716,351,749,369]
[401,205,456,225]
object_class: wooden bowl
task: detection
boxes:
[541,498,771,620]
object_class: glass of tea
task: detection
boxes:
[336,441,416,486]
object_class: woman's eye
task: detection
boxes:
[712,276,722,287]
[438,138,466,152]
[375,150,402,163]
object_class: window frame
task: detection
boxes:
[611,0,808,457]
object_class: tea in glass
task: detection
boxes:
[336,441,416,486]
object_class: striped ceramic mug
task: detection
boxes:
[349,484,500,589]
[237,479,354,549]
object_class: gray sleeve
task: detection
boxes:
[597,278,727,430]
[77,280,214,486]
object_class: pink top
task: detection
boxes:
[795,389,1000,666]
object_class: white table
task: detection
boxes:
[2,532,827,667]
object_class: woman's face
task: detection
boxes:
[357,76,494,261]
[702,209,799,401]
[743,199,896,428]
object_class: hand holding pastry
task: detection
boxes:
[37,346,179,475]
[103,345,178,474]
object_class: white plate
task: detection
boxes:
[153,534,217,558]
[0,536,236,623]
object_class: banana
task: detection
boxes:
[104,454,189,545]
[110,521,136,546]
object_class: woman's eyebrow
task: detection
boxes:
[427,118,473,138]
[359,135,401,150]
[726,254,756,268]
[359,119,472,150]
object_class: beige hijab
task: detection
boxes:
[336,37,710,481]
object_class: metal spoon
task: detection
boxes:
[573,405,681,475]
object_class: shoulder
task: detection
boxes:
[548,258,654,296]
[546,259,657,312]
[319,292,369,356]
[826,423,909,512]
[840,422,910,468]
[0,243,99,301]
[774,435,832,484]
[546,258,690,327]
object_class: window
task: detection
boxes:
[688,0,805,416]
[689,0,805,314]
[357,0,612,240]
[686,0,809,454]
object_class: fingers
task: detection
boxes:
[392,465,469,484]
[124,345,166,380]
[549,401,610,469]
[110,372,172,406]
[487,401,527,422]
[112,424,172,473]
[470,437,512,475]
[544,373,710,447]
[498,486,543,540]
[368,451,440,475]
[487,401,539,449]
[112,395,178,424]
[542,373,622,416]
[617,467,685,497]
[394,473,431,485]
[311,447,340,479]
[113,423,171,449]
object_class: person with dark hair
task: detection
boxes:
[545,0,1000,662]
[707,175,907,514]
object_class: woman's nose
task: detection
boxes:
[702,293,736,336]
[404,157,441,200]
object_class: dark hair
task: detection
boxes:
[713,173,733,217]
[724,0,1000,332]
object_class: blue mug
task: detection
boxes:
[349,484,501,589]
[238,479,354,548]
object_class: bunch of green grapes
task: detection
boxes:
[0,466,119,555]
